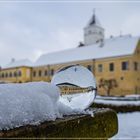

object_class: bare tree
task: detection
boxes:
[98,78,118,96]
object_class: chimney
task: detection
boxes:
[99,39,104,47]
[78,42,85,47]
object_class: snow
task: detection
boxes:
[34,35,139,67]
[0,82,61,130]
[59,91,96,110]
[112,112,140,138]
[96,95,140,101]
[51,65,96,88]
[95,98,140,106]
[125,94,140,98]
[0,82,95,130]
[3,59,33,69]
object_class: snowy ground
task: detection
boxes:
[96,95,140,101]
[112,112,140,139]
[95,99,140,106]
[95,95,140,106]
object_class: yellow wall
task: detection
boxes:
[95,56,134,96]
[95,41,140,96]
[0,66,32,83]
[31,66,50,82]
[31,60,95,82]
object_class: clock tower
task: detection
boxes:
[84,11,105,46]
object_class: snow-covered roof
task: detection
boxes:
[34,35,139,67]
[51,65,96,88]
[3,59,33,69]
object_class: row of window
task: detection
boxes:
[98,61,139,72]
[0,71,22,78]
[0,61,138,79]
[0,69,54,79]
[32,69,54,77]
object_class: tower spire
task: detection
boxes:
[93,8,96,15]
[88,8,97,26]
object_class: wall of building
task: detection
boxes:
[95,56,134,96]
[31,60,95,83]
[131,41,140,94]
[0,66,32,83]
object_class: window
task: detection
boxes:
[134,62,138,71]
[87,65,92,71]
[33,71,36,77]
[5,73,8,78]
[1,73,4,78]
[98,64,103,72]
[38,70,42,77]
[122,61,129,70]
[109,63,114,72]
[120,77,124,80]
[88,30,92,34]
[9,72,12,77]
[14,72,16,77]
[44,70,47,76]
[99,31,102,35]
[18,71,22,77]
[51,69,54,75]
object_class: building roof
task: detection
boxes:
[3,59,33,69]
[34,35,139,67]
[86,13,101,27]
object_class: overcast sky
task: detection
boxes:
[0,1,140,66]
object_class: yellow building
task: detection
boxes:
[0,12,140,96]
[0,59,32,83]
